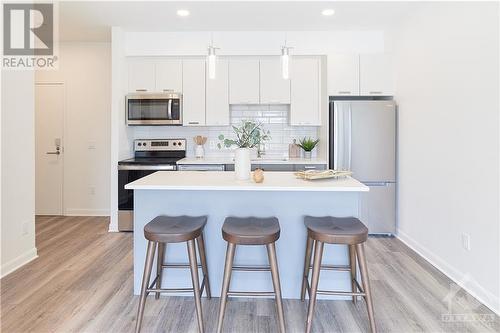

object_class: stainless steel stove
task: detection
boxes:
[117,139,186,231]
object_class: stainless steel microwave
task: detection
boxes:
[126,92,182,125]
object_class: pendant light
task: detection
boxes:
[207,33,219,80]
[281,34,292,80]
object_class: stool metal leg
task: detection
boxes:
[348,244,357,304]
[267,242,286,333]
[356,243,376,333]
[155,243,165,300]
[135,240,156,333]
[216,242,236,333]
[300,236,314,301]
[197,233,212,299]
[187,239,204,333]
[305,240,324,333]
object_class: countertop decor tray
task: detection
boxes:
[295,169,353,180]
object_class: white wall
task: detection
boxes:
[1,70,38,277]
[392,2,499,313]
[36,43,111,216]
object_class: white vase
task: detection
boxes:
[195,145,204,158]
[234,148,251,180]
[304,151,312,159]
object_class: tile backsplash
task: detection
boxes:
[132,104,320,158]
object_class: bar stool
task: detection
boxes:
[301,216,376,333]
[216,217,286,333]
[135,215,211,333]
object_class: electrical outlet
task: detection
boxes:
[461,233,471,251]
[89,186,96,195]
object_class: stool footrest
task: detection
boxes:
[147,287,194,293]
[227,291,276,297]
[309,264,351,272]
[161,263,202,269]
[232,265,271,272]
[317,290,366,297]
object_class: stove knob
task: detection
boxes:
[178,141,182,146]
[137,142,142,146]
[173,142,177,146]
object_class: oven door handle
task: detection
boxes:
[118,165,176,171]
[167,99,173,120]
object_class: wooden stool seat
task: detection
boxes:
[217,217,285,333]
[305,216,368,244]
[301,216,376,333]
[222,216,280,245]
[136,215,211,333]
[144,215,207,243]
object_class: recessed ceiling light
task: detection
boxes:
[177,9,190,17]
[322,9,335,16]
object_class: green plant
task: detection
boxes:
[297,137,319,152]
[217,120,271,149]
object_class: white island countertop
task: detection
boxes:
[125,171,368,192]
[176,157,328,165]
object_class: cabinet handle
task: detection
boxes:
[163,89,174,92]
[188,121,200,125]
[135,89,147,92]
[369,91,383,94]
[338,91,351,94]
[304,166,317,169]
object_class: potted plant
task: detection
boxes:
[218,121,270,180]
[297,137,319,159]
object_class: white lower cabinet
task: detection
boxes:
[182,59,206,126]
[206,59,230,126]
[290,57,321,126]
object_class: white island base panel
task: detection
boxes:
[130,172,368,300]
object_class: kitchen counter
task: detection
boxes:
[128,171,368,299]
[176,157,328,165]
[125,171,367,192]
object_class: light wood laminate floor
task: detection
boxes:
[1,216,498,333]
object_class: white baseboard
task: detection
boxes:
[397,230,500,315]
[64,208,110,216]
[0,247,38,278]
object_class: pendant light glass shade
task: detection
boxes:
[207,45,217,80]
[281,46,291,80]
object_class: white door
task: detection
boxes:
[35,84,64,215]
[259,58,290,104]
[206,58,230,126]
[229,59,260,104]
[290,57,321,126]
[327,54,360,96]
[182,59,206,126]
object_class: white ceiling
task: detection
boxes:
[59,1,421,42]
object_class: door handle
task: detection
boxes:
[46,151,61,155]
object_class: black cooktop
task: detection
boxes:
[118,157,181,165]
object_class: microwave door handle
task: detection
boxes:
[167,99,173,120]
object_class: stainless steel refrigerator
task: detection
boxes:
[330,100,396,234]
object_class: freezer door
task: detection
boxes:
[359,182,396,234]
[350,101,396,182]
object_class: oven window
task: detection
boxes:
[128,99,169,120]
[118,169,157,210]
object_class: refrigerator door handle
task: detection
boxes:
[347,103,352,171]
[333,103,338,170]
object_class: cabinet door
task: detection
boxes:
[290,57,321,126]
[359,54,394,96]
[128,59,155,92]
[182,59,206,126]
[229,59,260,104]
[156,59,183,92]
[260,58,290,104]
[327,54,359,96]
[206,59,229,126]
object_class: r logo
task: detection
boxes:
[3,3,54,56]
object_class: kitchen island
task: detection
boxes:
[126,171,368,299]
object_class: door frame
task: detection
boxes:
[35,81,66,215]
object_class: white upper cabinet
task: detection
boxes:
[290,57,321,126]
[156,59,183,92]
[206,59,230,126]
[229,59,260,104]
[259,58,290,104]
[182,59,206,126]
[128,59,155,92]
[359,54,394,96]
[327,54,360,96]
